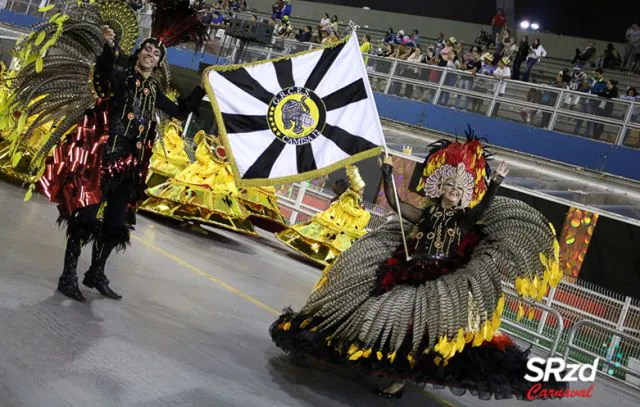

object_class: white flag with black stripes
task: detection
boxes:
[203,34,385,186]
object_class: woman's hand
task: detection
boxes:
[492,160,509,179]
[102,26,116,48]
[378,153,393,167]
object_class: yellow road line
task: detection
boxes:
[132,235,280,316]
[133,234,458,407]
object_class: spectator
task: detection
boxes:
[408,29,419,47]
[540,71,569,126]
[440,37,456,61]
[474,29,491,50]
[522,37,547,82]
[623,24,640,69]
[280,0,292,19]
[376,42,393,57]
[329,15,339,33]
[360,34,372,65]
[521,87,542,124]
[491,9,506,45]
[271,1,282,19]
[479,53,496,75]
[319,13,331,32]
[622,87,640,146]
[492,57,511,116]
[296,26,312,43]
[435,33,446,57]
[455,46,481,110]
[322,30,339,45]
[276,15,293,38]
[597,43,622,69]
[494,27,512,60]
[511,35,529,80]
[572,42,597,68]
[438,43,460,106]
[593,79,619,140]
[383,28,396,44]
[574,68,605,138]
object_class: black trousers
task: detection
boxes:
[65,179,133,250]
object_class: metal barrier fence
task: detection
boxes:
[230,39,640,150]
[3,0,640,148]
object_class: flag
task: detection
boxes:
[202,34,385,187]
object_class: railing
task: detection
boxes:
[3,0,640,148]
[237,39,640,149]
[563,320,640,387]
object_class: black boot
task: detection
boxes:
[83,239,122,300]
[57,237,86,302]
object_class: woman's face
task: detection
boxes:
[137,42,162,71]
[441,181,464,206]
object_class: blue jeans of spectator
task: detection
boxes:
[512,57,524,80]
[522,59,537,82]
[439,72,458,106]
[455,78,474,110]
[574,99,597,137]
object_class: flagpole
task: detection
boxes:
[347,21,411,261]
[383,146,411,262]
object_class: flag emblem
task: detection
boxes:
[267,86,326,145]
[203,34,385,187]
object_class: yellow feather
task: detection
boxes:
[349,350,364,361]
[473,330,484,347]
[516,303,525,321]
[496,295,506,315]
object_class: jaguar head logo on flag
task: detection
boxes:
[268,86,327,145]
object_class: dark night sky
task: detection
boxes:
[318,0,635,42]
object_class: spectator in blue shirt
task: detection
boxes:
[383,28,396,44]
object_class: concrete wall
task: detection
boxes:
[251,0,624,62]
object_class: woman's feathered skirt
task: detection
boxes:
[270,196,566,400]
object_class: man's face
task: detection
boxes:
[137,42,162,71]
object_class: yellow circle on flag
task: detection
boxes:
[268,86,326,145]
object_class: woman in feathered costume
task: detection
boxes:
[270,130,565,400]
[0,0,207,302]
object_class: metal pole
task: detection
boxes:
[617,101,636,146]
[547,89,564,131]
[289,182,307,225]
[487,79,502,117]
[383,59,398,95]
[605,296,632,372]
[432,67,447,105]
[537,286,557,337]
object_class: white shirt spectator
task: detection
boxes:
[527,45,547,61]
[493,66,511,94]
[626,25,640,46]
